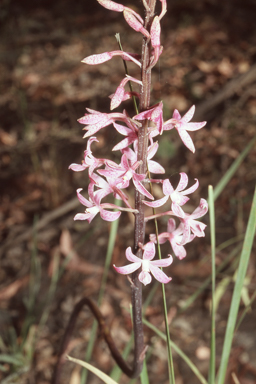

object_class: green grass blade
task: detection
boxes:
[143,318,208,384]
[161,282,175,384]
[208,185,216,384]
[0,354,24,366]
[68,356,119,384]
[235,290,256,331]
[140,359,149,384]
[217,185,256,384]
[179,246,241,313]
[213,136,256,201]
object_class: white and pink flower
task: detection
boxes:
[114,242,173,286]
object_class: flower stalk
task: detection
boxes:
[53,0,209,381]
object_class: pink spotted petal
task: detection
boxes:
[181,105,195,123]
[123,10,150,38]
[147,142,158,159]
[142,242,155,261]
[113,122,131,135]
[158,233,170,244]
[172,202,185,219]
[183,178,199,195]
[76,189,92,208]
[149,264,172,284]
[190,221,206,237]
[112,134,138,151]
[179,222,191,245]
[82,51,141,67]
[167,218,176,233]
[113,262,141,275]
[122,147,137,162]
[82,122,112,138]
[74,212,93,221]
[78,112,108,125]
[178,129,195,153]
[100,209,121,222]
[148,160,165,174]
[163,121,175,131]
[97,0,124,12]
[125,247,142,263]
[185,121,207,131]
[134,109,150,120]
[133,178,154,200]
[69,163,87,172]
[82,52,113,65]
[177,172,188,191]
[150,255,173,268]
[110,86,125,110]
[149,233,168,244]
[163,179,174,196]
[77,113,111,125]
[143,195,168,208]
[96,1,144,23]
[171,242,187,260]
[191,198,208,219]
[171,194,189,206]
[121,153,130,170]
[138,271,152,286]
[172,109,181,120]
[150,16,161,48]
[79,111,104,125]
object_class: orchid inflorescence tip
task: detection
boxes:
[69,0,208,286]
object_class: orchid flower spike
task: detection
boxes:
[114,242,173,286]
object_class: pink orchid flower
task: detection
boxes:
[112,121,138,151]
[172,198,208,244]
[113,242,173,286]
[163,105,206,153]
[143,173,198,208]
[135,102,164,135]
[74,185,121,223]
[98,153,154,200]
[90,171,134,209]
[132,141,165,174]
[68,137,105,181]
[110,75,142,110]
[150,218,195,259]
[78,108,135,138]
[82,50,141,67]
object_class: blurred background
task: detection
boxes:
[0,0,255,383]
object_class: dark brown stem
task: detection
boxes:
[51,297,144,383]
[131,0,157,377]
